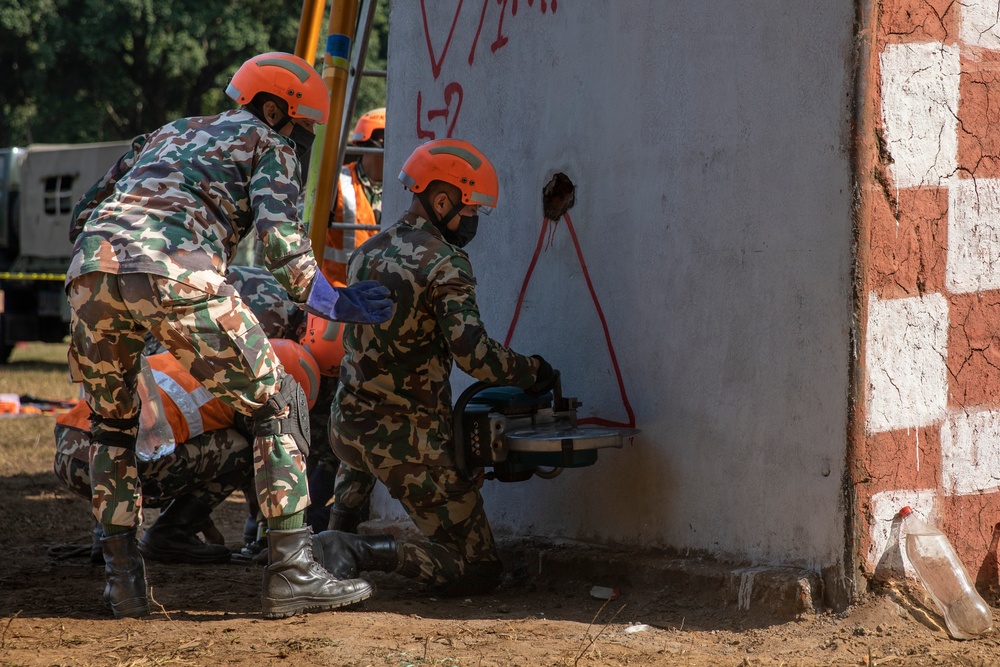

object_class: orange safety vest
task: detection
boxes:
[56,354,234,443]
[322,161,378,287]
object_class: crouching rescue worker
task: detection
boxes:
[314,139,559,597]
[65,52,393,619]
[53,339,319,565]
[305,107,387,532]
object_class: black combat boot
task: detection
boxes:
[101,530,150,618]
[261,527,375,619]
[326,502,365,533]
[138,495,231,564]
[312,530,400,579]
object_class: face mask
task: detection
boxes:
[443,214,479,248]
[288,122,315,164]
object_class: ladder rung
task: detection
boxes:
[327,223,381,231]
[361,69,387,78]
[345,146,384,156]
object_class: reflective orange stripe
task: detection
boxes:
[146,354,234,442]
[56,357,235,441]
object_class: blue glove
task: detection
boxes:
[306,273,393,324]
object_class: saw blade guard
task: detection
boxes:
[452,376,638,482]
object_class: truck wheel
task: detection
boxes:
[0,318,12,364]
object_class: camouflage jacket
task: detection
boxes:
[66,109,317,301]
[224,265,302,339]
[331,215,541,468]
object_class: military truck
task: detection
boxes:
[0,141,130,362]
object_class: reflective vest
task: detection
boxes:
[56,354,234,442]
[322,161,378,287]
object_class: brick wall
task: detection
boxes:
[855,0,1000,596]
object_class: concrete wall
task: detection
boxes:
[854,0,1000,597]
[375,1,856,572]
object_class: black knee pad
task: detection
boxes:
[90,414,140,451]
[250,374,311,456]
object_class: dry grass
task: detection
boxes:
[0,341,76,475]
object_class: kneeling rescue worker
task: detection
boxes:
[315,139,559,597]
[65,52,393,619]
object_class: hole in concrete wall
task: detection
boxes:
[542,172,576,221]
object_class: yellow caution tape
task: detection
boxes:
[0,272,67,281]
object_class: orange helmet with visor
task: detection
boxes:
[398,139,498,211]
[226,52,329,124]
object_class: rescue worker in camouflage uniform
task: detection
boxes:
[313,139,558,597]
[65,52,393,619]
[145,264,312,553]
[306,107,387,532]
[54,340,320,566]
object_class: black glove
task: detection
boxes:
[526,355,558,396]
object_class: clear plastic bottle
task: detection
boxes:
[900,506,994,639]
[135,356,176,462]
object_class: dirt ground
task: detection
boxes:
[2,347,1000,666]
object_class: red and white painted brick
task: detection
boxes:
[858,0,1000,595]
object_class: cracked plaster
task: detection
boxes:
[880,42,959,188]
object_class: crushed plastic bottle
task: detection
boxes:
[135,356,176,462]
[900,506,994,640]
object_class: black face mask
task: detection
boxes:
[419,191,472,248]
[267,111,314,165]
[443,214,478,248]
[288,122,315,165]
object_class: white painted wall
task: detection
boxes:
[375,1,855,570]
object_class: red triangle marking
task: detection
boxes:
[420,0,465,80]
[504,213,636,428]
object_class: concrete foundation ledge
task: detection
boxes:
[359,519,823,623]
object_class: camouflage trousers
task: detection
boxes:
[333,441,499,587]
[54,424,252,512]
[67,272,309,529]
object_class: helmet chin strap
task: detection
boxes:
[269,113,292,133]
[417,191,464,233]
[244,100,292,133]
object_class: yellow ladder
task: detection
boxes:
[304,0,385,251]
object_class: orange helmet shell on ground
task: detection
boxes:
[271,338,322,409]
[299,313,345,377]
[398,139,498,209]
[226,52,329,124]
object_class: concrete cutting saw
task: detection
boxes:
[453,374,639,483]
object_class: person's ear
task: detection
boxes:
[432,192,451,215]
[262,100,279,124]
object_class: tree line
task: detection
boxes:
[0,0,388,147]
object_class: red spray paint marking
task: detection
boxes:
[420,0,558,135]
[420,0,464,80]
[469,0,558,66]
[416,84,464,140]
[504,213,636,428]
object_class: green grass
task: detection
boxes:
[0,341,76,475]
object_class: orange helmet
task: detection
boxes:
[226,52,329,124]
[352,107,386,143]
[272,338,321,409]
[299,313,345,377]
[398,139,498,210]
